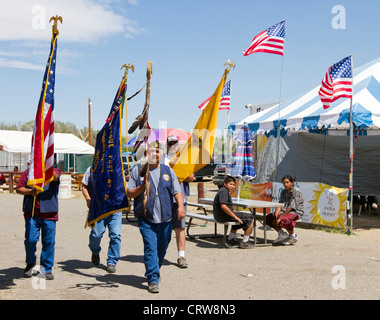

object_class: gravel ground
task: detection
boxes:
[1,180,380,302]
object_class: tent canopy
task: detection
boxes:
[0,130,94,154]
[229,57,380,135]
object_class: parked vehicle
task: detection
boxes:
[194,161,216,181]
[212,163,229,188]
[211,154,234,188]
[122,153,136,176]
[194,153,233,181]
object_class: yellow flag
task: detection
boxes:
[170,70,228,183]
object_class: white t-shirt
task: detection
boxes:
[164,155,187,204]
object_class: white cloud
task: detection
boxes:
[0,0,143,43]
[0,57,44,71]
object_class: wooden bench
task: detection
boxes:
[186,202,267,248]
[186,212,241,248]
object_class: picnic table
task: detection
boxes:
[197,197,283,246]
[0,171,22,193]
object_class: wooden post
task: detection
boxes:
[197,182,204,201]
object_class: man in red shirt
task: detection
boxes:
[16,168,61,280]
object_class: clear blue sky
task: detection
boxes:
[1,0,380,138]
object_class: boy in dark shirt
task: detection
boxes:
[213,176,254,249]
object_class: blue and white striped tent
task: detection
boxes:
[229,57,380,135]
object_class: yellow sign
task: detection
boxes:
[307,183,348,229]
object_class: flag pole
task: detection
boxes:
[121,63,134,175]
[348,54,354,235]
[223,61,235,170]
[274,53,285,182]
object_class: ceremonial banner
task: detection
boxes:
[87,79,129,227]
[27,27,58,192]
[170,72,227,183]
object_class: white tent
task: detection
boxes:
[228,58,380,195]
[0,130,94,172]
[0,130,94,154]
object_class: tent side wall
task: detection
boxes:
[276,132,380,195]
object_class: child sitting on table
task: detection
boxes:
[266,175,304,245]
[213,175,254,249]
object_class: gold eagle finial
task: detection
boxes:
[49,15,63,35]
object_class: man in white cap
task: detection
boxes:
[165,135,194,268]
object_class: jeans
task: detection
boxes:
[24,215,56,273]
[89,211,122,266]
[138,218,172,285]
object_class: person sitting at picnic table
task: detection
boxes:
[0,173,6,184]
[266,175,304,245]
[213,175,254,249]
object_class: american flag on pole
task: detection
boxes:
[198,80,231,111]
[219,79,231,110]
[27,31,58,192]
[243,21,285,56]
[319,55,353,109]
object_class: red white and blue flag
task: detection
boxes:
[243,21,285,56]
[319,55,353,109]
[27,32,58,192]
[198,80,231,111]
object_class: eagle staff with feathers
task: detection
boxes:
[128,61,153,216]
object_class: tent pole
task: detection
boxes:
[348,54,354,235]
[274,55,285,182]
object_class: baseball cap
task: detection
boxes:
[149,140,161,149]
[167,135,178,144]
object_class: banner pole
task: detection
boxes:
[348,54,354,235]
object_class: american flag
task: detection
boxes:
[27,32,58,192]
[198,80,231,111]
[319,56,353,109]
[243,21,285,56]
[219,79,231,110]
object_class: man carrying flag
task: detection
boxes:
[84,66,131,273]
[16,16,62,281]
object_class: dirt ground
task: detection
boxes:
[1,179,380,303]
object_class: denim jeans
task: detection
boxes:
[24,215,56,273]
[89,211,122,266]
[138,218,172,285]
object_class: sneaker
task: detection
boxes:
[107,265,116,273]
[148,283,159,293]
[273,231,289,244]
[282,234,298,245]
[24,263,36,278]
[91,254,100,266]
[226,238,240,247]
[239,240,254,249]
[177,256,188,269]
[44,272,55,280]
